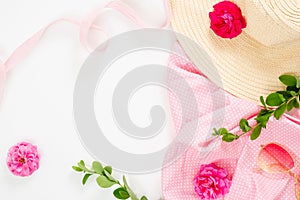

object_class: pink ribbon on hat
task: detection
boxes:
[0,0,170,103]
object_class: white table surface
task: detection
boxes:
[0,0,173,199]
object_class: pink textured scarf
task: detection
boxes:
[162,44,300,200]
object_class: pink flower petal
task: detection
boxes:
[7,142,40,177]
[209,1,246,39]
[193,163,232,199]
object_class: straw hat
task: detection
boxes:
[169,0,300,103]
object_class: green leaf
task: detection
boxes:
[257,109,273,117]
[92,161,104,174]
[123,176,139,200]
[212,128,227,136]
[287,99,294,111]
[290,91,298,96]
[266,93,285,106]
[255,109,273,128]
[218,128,228,135]
[296,77,300,88]
[222,133,238,142]
[113,188,130,199]
[140,196,148,200]
[82,174,92,185]
[103,169,117,182]
[294,99,300,108]
[212,128,219,136]
[277,91,293,99]
[278,93,286,102]
[239,118,251,133]
[250,125,262,140]
[104,166,112,174]
[287,85,299,92]
[279,75,297,86]
[96,175,115,188]
[274,103,286,120]
[78,160,85,168]
[260,96,267,108]
[77,160,90,172]
[72,166,83,172]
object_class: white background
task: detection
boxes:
[0,0,174,199]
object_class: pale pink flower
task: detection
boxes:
[193,163,232,200]
[7,142,40,177]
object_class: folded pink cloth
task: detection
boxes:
[162,45,300,200]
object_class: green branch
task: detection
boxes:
[213,74,300,142]
[72,160,148,200]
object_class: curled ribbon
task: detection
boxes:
[0,0,170,104]
[0,60,7,102]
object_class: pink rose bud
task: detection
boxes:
[193,163,232,199]
[209,1,246,39]
[7,142,40,177]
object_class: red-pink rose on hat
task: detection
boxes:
[193,163,232,200]
[209,1,246,39]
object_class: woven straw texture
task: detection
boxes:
[169,0,300,104]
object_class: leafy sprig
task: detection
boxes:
[213,74,300,142]
[72,160,148,200]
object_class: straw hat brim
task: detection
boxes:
[169,0,300,104]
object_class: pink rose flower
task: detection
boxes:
[193,163,232,200]
[209,1,246,39]
[7,142,40,177]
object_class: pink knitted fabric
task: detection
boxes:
[162,44,300,200]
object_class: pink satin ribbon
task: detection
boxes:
[0,0,170,103]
